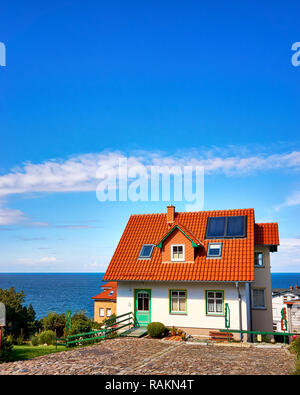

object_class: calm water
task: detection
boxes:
[0,273,105,319]
[0,272,299,320]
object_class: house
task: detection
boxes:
[91,281,117,323]
[103,206,279,340]
[285,300,300,334]
[272,287,300,332]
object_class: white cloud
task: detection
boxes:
[275,191,300,211]
[0,203,26,225]
[0,148,299,226]
[39,256,57,263]
[271,238,300,272]
[0,149,300,199]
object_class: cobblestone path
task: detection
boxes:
[0,338,295,375]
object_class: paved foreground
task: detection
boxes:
[0,338,296,375]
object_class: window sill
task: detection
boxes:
[254,265,265,268]
[170,312,187,315]
[252,307,267,310]
[206,313,224,317]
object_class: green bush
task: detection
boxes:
[15,335,24,345]
[147,322,165,338]
[70,312,92,335]
[6,334,14,344]
[30,335,40,346]
[0,334,13,362]
[41,312,65,338]
[39,330,56,345]
[289,336,300,356]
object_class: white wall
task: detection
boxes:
[117,281,248,331]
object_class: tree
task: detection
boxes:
[0,287,38,339]
[70,311,93,335]
[41,312,66,338]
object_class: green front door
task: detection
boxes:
[134,289,151,327]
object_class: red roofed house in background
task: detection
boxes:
[103,206,279,339]
[91,282,117,323]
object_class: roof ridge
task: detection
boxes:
[130,208,255,217]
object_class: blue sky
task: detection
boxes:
[0,0,300,272]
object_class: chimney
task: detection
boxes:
[290,286,293,291]
[167,205,175,224]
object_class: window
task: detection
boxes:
[207,243,222,258]
[206,291,224,315]
[106,308,111,317]
[252,289,266,309]
[139,244,154,259]
[170,290,187,313]
[109,290,114,296]
[205,216,246,239]
[254,252,264,267]
[171,245,185,261]
[99,308,104,317]
[137,291,150,311]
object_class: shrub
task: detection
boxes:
[15,335,24,345]
[147,322,165,338]
[41,312,65,338]
[6,335,13,344]
[39,330,56,346]
[0,334,13,362]
[289,336,300,356]
[70,311,93,335]
[30,335,40,346]
[170,326,178,336]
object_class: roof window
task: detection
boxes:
[207,243,222,258]
[138,244,154,259]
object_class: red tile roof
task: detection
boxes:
[104,208,279,282]
[92,282,117,301]
[254,223,279,246]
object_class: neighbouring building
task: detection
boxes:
[272,287,300,332]
[103,206,279,340]
[92,281,117,323]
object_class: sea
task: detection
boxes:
[0,272,300,320]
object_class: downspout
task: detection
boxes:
[245,282,252,342]
[235,281,243,342]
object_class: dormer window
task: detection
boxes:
[171,245,185,262]
[139,244,154,259]
[207,243,222,258]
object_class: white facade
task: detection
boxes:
[272,291,300,331]
[117,281,249,335]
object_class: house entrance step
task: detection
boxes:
[119,327,148,338]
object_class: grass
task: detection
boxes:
[11,344,67,362]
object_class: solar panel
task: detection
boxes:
[206,216,246,238]
[226,216,246,237]
[206,217,226,238]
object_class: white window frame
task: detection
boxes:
[254,252,264,267]
[99,308,104,317]
[207,242,223,258]
[252,288,266,309]
[106,308,111,317]
[170,290,187,314]
[206,290,224,315]
[171,244,185,262]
